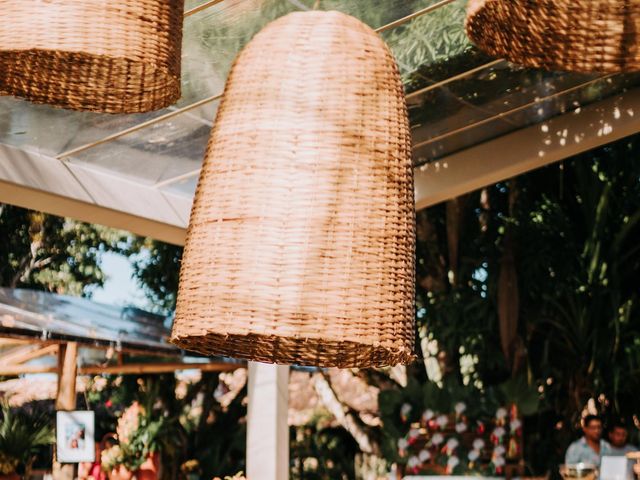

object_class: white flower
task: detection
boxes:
[493,456,506,467]
[472,438,485,450]
[510,419,522,431]
[455,422,467,433]
[447,456,460,469]
[494,445,506,456]
[408,456,421,468]
[454,402,467,414]
[493,427,506,438]
[401,403,412,418]
[409,428,421,439]
[422,409,435,421]
[419,449,431,462]
[431,433,444,446]
[496,407,507,419]
[445,438,459,451]
[436,414,449,428]
[468,449,480,461]
[398,438,408,450]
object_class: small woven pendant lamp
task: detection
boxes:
[171,10,416,368]
[466,0,640,73]
[0,0,184,113]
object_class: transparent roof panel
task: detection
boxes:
[0,288,175,352]
[66,101,218,185]
[414,73,640,162]
[0,0,638,210]
[408,64,600,149]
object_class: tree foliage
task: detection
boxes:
[0,204,125,295]
[409,134,640,473]
[123,238,182,313]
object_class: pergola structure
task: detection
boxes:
[1,0,639,479]
[0,287,240,376]
[0,287,241,477]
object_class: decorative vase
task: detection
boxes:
[135,452,160,480]
[109,465,134,480]
[0,473,20,480]
[171,10,416,368]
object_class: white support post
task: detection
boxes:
[247,362,289,480]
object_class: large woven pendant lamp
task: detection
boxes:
[466,0,640,73]
[171,11,416,368]
[0,0,184,113]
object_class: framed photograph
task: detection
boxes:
[56,411,95,463]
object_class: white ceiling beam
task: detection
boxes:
[414,86,640,210]
[0,179,187,245]
[2,88,640,244]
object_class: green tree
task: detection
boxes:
[0,204,125,295]
[124,238,182,313]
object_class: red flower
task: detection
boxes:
[105,399,113,408]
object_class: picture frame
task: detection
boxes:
[56,410,95,463]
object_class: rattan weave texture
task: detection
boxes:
[171,10,416,368]
[0,0,184,113]
[466,0,640,73]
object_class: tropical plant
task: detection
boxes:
[0,402,54,475]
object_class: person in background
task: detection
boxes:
[565,415,612,465]
[608,420,638,456]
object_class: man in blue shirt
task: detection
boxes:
[608,420,638,456]
[565,415,612,466]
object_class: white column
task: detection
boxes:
[247,362,289,480]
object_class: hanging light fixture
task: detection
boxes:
[0,0,184,113]
[171,10,415,368]
[466,0,640,73]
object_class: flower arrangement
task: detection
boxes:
[392,401,524,476]
[379,377,540,477]
[100,401,173,476]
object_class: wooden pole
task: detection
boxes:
[247,362,289,480]
[53,342,78,480]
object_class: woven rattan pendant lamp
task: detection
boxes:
[0,0,184,113]
[171,10,415,368]
[466,0,640,73]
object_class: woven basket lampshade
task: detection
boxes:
[0,0,184,113]
[466,0,640,73]
[171,11,416,368]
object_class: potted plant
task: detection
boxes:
[0,401,54,479]
[101,401,177,480]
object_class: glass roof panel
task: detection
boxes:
[0,287,174,352]
[414,73,640,162]
[0,97,171,158]
[0,0,639,219]
[408,65,599,149]
[66,101,218,185]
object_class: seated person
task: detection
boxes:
[565,415,612,466]
[608,420,638,456]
